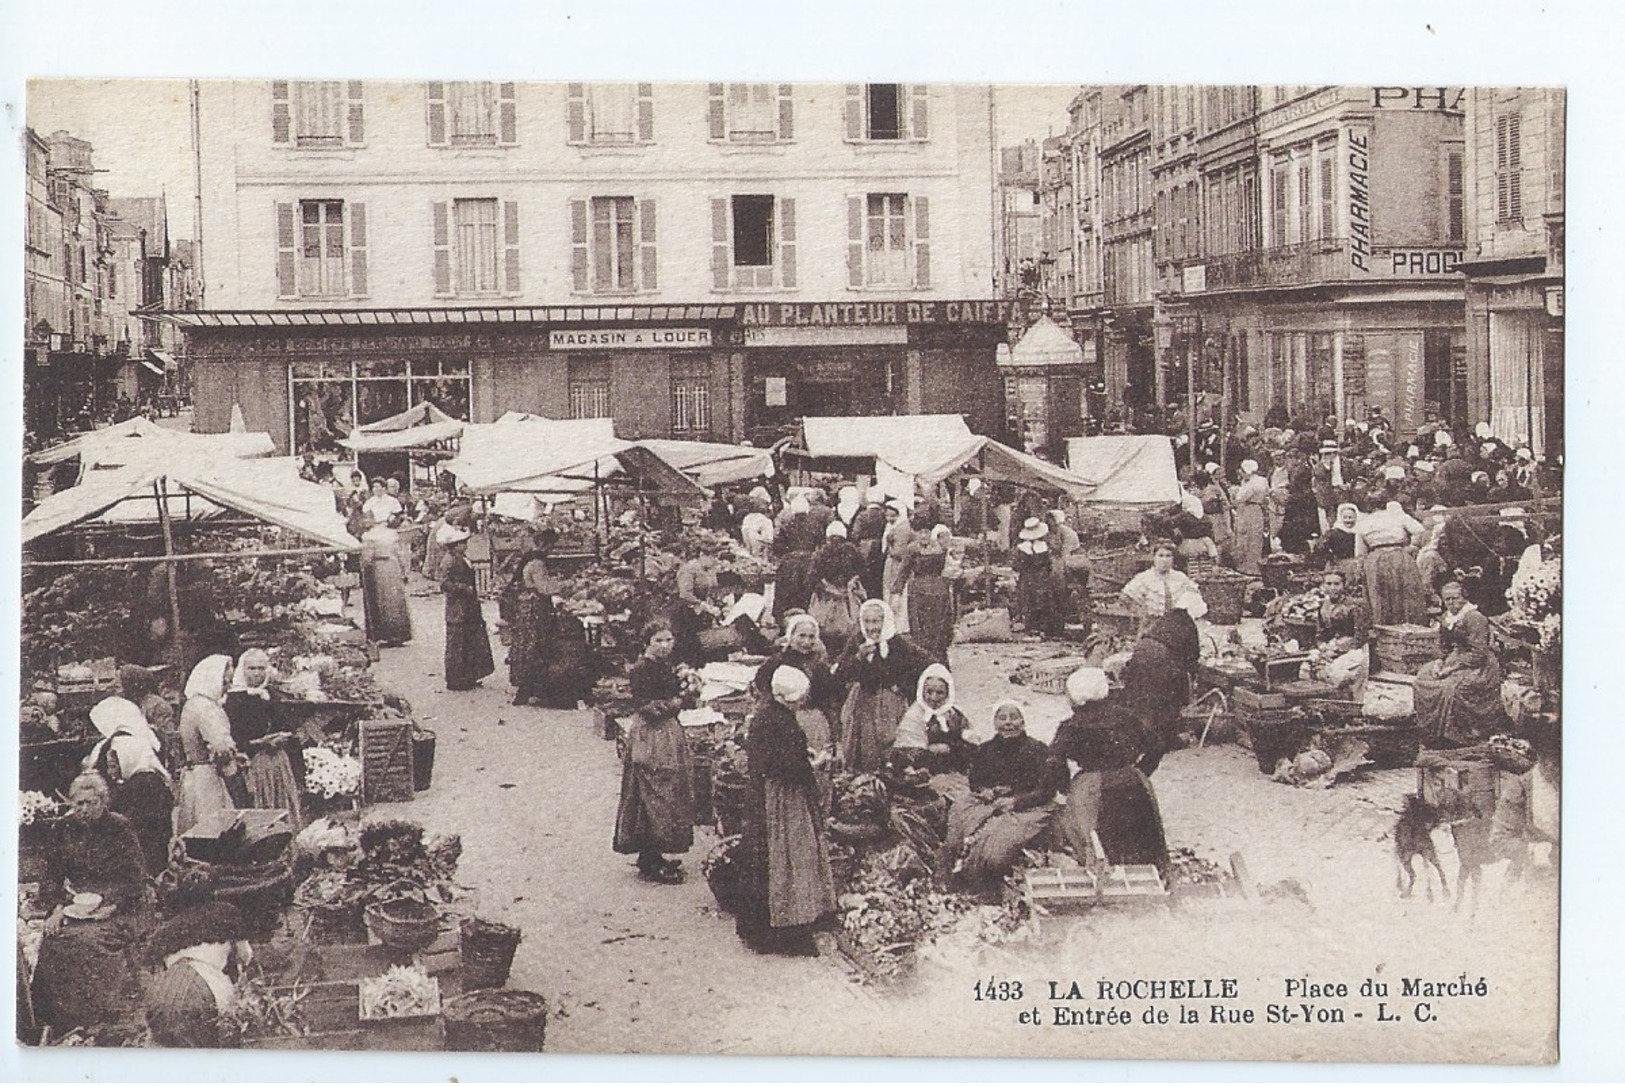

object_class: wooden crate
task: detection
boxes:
[1016,655,1092,695]
[359,719,416,804]
[1024,864,1168,909]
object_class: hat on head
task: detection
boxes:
[1475,422,1493,439]
[1382,465,1407,482]
[771,666,811,703]
[1240,458,1259,475]
[1065,666,1111,706]
[1515,447,1534,461]
[824,520,848,539]
[435,523,471,545]
[1413,460,1435,475]
[1434,431,1454,448]
[1018,517,1050,541]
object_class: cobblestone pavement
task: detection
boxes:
[363,589,1557,1061]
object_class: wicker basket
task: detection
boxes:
[1372,624,1441,675]
[1178,689,1235,745]
[442,989,548,1052]
[364,899,445,953]
[460,917,523,991]
[1017,655,1092,695]
[1089,547,1150,594]
[1196,571,1251,626]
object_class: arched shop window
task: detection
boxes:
[290,357,471,454]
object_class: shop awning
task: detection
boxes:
[148,349,177,370]
[138,355,166,377]
[163,304,739,329]
[638,439,775,488]
[1064,435,1184,506]
[22,456,360,550]
[442,417,703,503]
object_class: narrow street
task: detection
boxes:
[364,585,1557,1060]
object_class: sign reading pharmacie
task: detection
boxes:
[548,327,712,350]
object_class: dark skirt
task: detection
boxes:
[113,771,174,877]
[445,617,496,691]
[908,575,955,661]
[31,913,149,1038]
[1364,546,1428,626]
[1017,566,1066,637]
[1058,767,1168,869]
[508,592,552,694]
[612,714,696,857]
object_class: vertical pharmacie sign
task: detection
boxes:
[1347,124,1374,272]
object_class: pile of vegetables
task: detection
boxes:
[302,745,362,799]
[218,976,311,1042]
[358,965,441,1020]
[292,819,466,918]
[836,854,977,980]
[21,568,137,686]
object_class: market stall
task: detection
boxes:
[337,401,466,492]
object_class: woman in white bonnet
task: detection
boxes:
[1231,458,1270,575]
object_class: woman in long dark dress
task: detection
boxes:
[904,524,956,662]
[941,701,1061,897]
[612,622,696,883]
[1119,608,1202,777]
[734,666,837,956]
[439,528,495,692]
[1414,580,1505,745]
[223,649,304,826]
[753,614,841,812]
[1278,458,1322,556]
[507,528,562,705]
[1050,668,1168,870]
[831,599,931,773]
[1014,517,1065,637]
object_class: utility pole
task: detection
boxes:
[190,79,204,308]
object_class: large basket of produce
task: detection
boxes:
[1178,688,1235,745]
[441,989,548,1052]
[701,835,747,915]
[1486,733,1537,775]
[159,857,297,937]
[1195,570,1251,626]
[365,898,446,954]
[1236,707,1310,774]
[1371,623,1442,675]
[293,871,369,943]
[460,917,523,991]
[1089,547,1150,594]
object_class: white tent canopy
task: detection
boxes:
[1065,435,1183,506]
[30,418,275,473]
[339,401,465,452]
[795,414,975,473]
[22,456,360,551]
[441,417,702,501]
[638,439,775,488]
[894,435,1103,502]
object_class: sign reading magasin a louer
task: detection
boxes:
[548,327,712,350]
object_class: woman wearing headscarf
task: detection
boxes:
[734,666,837,957]
[903,524,957,662]
[754,613,841,813]
[806,521,865,659]
[30,772,151,1039]
[891,662,974,802]
[174,655,240,836]
[832,598,930,773]
[1050,667,1169,869]
[880,501,916,631]
[940,701,1061,898]
[1119,607,1202,777]
[143,902,254,1049]
[360,516,413,647]
[1307,568,1372,700]
[1355,480,1428,626]
[1231,459,1270,575]
[84,697,174,875]
[835,484,861,529]
[223,648,303,826]
[1014,516,1065,638]
[739,491,776,561]
[117,664,178,776]
[1413,581,1505,746]
[612,621,697,883]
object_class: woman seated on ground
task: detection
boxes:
[940,701,1061,899]
[1119,543,1208,639]
[223,648,303,825]
[734,666,837,958]
[1049,668,1168,871]
[890,662,974,803]
[1305,568,1371,700]
[1413,580,1505,746]
[831,599,931,774]
[754,613,841,812]
[143,902,255,1049]
[84,697,174,878]
[30,772,152,1039]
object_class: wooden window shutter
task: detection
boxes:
[844,85,864,141]
[425,82,448,146]
[346,82,365,145]
[503,200,521,293]
[567,84,586,144]
[498,83,518,145]
[636,84,655,143]
[432,201,452,296]
[639,199,658,291]
[275,202,296,297]
[271,81,291,144]
[777,84,794,140]
[909,85,930,141]
[569,199,589,292]
[349,202,368,297]
[847,195,865,287]
[706,84,727,140]
[779,197,797,288]
[913,195,931,288]
[711,198,730,290]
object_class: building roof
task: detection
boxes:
[106,197,169,257]
[997,315,1083,368]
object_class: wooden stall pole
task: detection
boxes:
[153,478,184,644]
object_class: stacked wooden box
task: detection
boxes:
[1371,624,1441,675]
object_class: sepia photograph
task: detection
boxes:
[6,6,1596,1073]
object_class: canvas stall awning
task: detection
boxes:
[22,456,360,550]
[339,401,466,452]
[441,418,703,502]
[897,436,1102,502]
[30,418,275,471]
[638,439,775,488]
[1064,435,1183,506]
[795,414,974,470]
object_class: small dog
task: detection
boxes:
[1394,791,1477,901]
